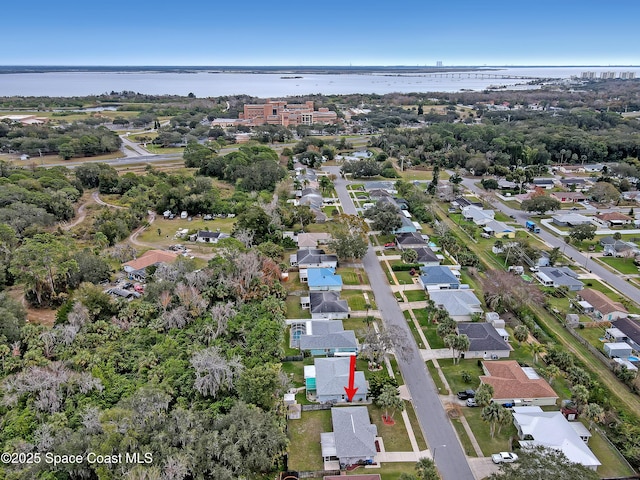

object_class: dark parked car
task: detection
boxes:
[457,389,476,400]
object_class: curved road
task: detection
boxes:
[460,177,640,305]
[326,166,475,480]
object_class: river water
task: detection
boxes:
[0,66,638,97]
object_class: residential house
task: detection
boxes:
[395,232,428,250]
[291,249,339,269]
[595,212,633,227]
[293,320,358,356]
[309,358,368,403]
[310,291,350,320]
[612,318,640,352]
[551,213,592,227]
[364,181,397,194]
[428,290,483,322]
[605,327,628,343]
[604,342,632,359]
[451,197,483,210]
[298,188,327,223]
[480,361,558,406]
[550,191,587,203]
[534,267,583,291]
[560,178,590,190]
[105,288,141,300]
[531,178,555,189]
[578,288,628,321]
[297,232,332,248]
[122,250,179,281]
[621,191,640,202]
[324,475,381,480]
[394,213,419,234]
[462,205,495,225]
[599,237,639,257]
[457,323,511,359]
[482,220,516,239]
[321,407,377,468]
[512,406,600,470]
[497,179,517,190]
[418,266,460,290]
[190,230,229,243]
[304,268,343,292]
[412,246,440,266]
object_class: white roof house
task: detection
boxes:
[512,406,600,470]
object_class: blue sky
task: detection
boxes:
[4,0,639,66]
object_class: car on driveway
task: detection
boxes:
[466,398,478,407]
[457,389,475,400]
[492,452,518,464]
[384,242,396,249]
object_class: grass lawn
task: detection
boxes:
[576,326,608,350]
[588,425,636,478]
[338,267,370,286]
[137,217,236,247]
[438,359,482,396]
[400,168,433,182]
[405,401,428,450]
[342,317,371,338]
[283,271,304,292]
[341,290,375,311]
[450,416,478,457]
[599,256,639,275]
[426,361,449,395]
[404,289,427,302]
[405,312,426,349]
[287,409,332,471]
[418,319,446,349]
[145,145,184,154]
[463,407,517,456]
[369,404,413,452]
[388,357,404,385]
[285,295,310,319]
[395,271,418,284]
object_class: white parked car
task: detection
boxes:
[492,452,518,464]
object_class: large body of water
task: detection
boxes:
[0,66,639,97]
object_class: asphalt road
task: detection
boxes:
[327,166,475,480]
[459,177,640,305]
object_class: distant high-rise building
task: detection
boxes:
[436,61,443,67]
[581,71,595,79]
[619,72,636,79]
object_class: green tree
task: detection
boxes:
[571,384,590,410]
[530,342,546,364]
[401,248,419,264]
[521,195,561,215]
[9,233,78,306]
[589,181,620,203]
[482,402,505,438]
[364,202,402,235]
[415,457,440,480]
[513,325,529,345]
[474,383,494,407]
[376,383,404,422]
[569,223,597,243]
[58,143,75,160]
[236,363,285,411]
[583,403,605,431]
[488,445,599,480]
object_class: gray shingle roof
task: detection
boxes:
[310,291,349,314]
[419,266,459,286]
[413,247,439,263]
[395,232,427,246]
[331,406,378,459]
[297,249,338,266]
[428,290,482,317]
[315,358,368,396]
[299,321,357,350]
[458,323,510,352]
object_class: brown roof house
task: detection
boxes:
[577,288,628,322]
[595,212,633,227]
[480,360,558,406]
[122,250,179,281]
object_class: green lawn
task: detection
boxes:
[405,401,428,450]
[287,409,332,471]
[599,256,639,275]
[369,404,413,452]
[450,416,479,457]
[576,326,607,350]
[404,289,427,302]
[588,424,637,478]
[285,295,310,319]
[463,407,517,456]
[395,271,417,284]
[426,360,449,395]
[438,359,482,395]
[404,311,427,349]
[338,267,370,286]
[341,290,375,311]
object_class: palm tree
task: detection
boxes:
[544,364,561,386]
[571,384,590,411]
[482,402,503,438]
[530,342,546,364]
[513,325,529,345]
[415,457,440,480]
[583,403,605,431]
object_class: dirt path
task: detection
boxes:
[129,211,156,248]
[61,192,93,231]
[92,191,125,209]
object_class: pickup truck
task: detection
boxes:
[457,389,475,400]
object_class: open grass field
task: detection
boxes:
[369,404,413,452]
[285,295,310,319]
[137,216,236,247]
[598,256,639,275]
[338,267,370,286]
[287,409,332,471]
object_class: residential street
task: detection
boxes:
[459,176,640,304]
[326,166,476,480]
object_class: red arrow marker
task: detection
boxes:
[344,355,359,402]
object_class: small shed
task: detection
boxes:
[604,342,632,359]
[565,314,580,327]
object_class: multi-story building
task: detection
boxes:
[238,99,338,127]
